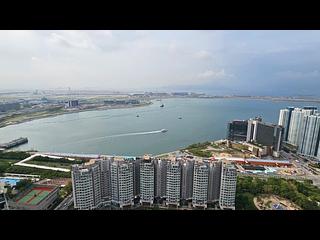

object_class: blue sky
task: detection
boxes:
[0,30,319,96]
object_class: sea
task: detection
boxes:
[0,98,319,156]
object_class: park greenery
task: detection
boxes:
[28,156,85,169]
[185,141,213,157]
[31,156,85,164]
[0,151,31,160]
[236,176,320,210]
[0,151,32,175]
[5,165,71,179]
[60,181,73,198]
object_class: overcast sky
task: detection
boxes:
[1,30,320,96]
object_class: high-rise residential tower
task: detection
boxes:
[192,160,209,208]
[72,160,102,210]
[207,161,222,202]
[98,158,112,201]
[154,159,167,199]
[278,107,294,141]
[219,161,237,210]
[298,113,320,157]
[166,159,181,206]
[287,108,316,146]
[180,158,194,200]
[111,159,134,208]
[132,157,141,197]
[139,155,155,204]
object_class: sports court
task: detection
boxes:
[16,186,53,206]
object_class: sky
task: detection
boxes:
[0,30,320,96]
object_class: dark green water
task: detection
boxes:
[0,98,319,156]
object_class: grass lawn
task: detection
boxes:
[27,160,72,169]
[0,158,21,174]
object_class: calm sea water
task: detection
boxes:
[0,98,319,156]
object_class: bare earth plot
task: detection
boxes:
[254,195,301,210]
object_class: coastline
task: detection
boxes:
[0,101,152,129]
[1,95,320,130]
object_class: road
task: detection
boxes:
[55,194,73,210]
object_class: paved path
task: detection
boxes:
[14,154,71,172]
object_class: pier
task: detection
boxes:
[0,137,28,149]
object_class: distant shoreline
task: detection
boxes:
[1,95,320,129]
[0,102,152,129]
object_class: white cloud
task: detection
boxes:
[195,50,212,60]
[1,30,320,95]
[48,32,97,50]
[197,69,232,80]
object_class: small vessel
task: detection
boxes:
[160,104,164,107]
[160,129,168,133]
[136,115,139,117]
[178,117,182,119]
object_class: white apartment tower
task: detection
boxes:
[287,108,315,146]
[219,161,237,210]
[111,159,134,208]
[72,160,102,210]
[192,160,209,208]
[140,156,155,204]
[166,159,181,206]
[278,107,294,141]
[181,159,194,200]
[299,113,320,157]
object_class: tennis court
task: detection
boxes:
[16,186,53,205]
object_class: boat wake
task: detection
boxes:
[104,129,165,138]
[64,129,167,146]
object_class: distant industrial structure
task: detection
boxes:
[104,99,140,105]
[65,100,79,108]
[0,102,21,112]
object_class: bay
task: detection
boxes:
[0,98,319,156]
